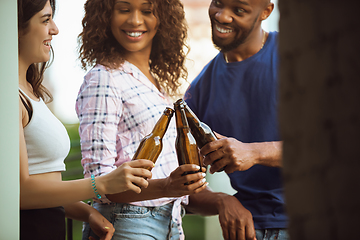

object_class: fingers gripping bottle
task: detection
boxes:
[174,100,201,176]
[132,107,174,170]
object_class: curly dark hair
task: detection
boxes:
[78,0,189,96]
[18,0,56,103]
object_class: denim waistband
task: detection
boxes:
[95,201,174,217]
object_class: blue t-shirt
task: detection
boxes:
[185,32,287,229]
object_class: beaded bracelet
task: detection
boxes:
[91,174,102,199]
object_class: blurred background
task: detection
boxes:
[47,0,279,239]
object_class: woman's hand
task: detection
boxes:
[163,164,208,197]
[63,202,115,240]
[88,209,115,240]
[97,159,154,195]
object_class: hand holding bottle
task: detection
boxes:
[96,159,154,195]
[163,164,208,197]
[201,132,261,174]
[202,132,283,174]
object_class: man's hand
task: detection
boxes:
[217,195,256,240]
[201,133,258,174]
[201,133,282,174]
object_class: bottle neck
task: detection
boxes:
[175,107,190,133]
[152,113,171,138]
[184,104,201,127]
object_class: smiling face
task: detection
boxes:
[111,0,158,57]
[209,0,266,52]
[18,0,58,66]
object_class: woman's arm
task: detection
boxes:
[107,165,208,203]
[19,99,153,209]
[64,201,114,240]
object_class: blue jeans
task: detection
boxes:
[82,202,180,240]
[255,229,289,240]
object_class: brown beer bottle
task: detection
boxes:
[180,99,218,148]
[132,107,174,170]
[174,100,201,176]
[177,99,225,172]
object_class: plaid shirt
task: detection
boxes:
[75,62,187,239]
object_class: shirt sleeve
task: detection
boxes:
[75,68,122,178]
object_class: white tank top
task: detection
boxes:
[20,89,70,175]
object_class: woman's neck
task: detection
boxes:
[18,58,30,88]
[18,57,38,99]
[124,52,160,91]
[124,50,150,71]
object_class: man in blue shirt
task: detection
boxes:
[185,0,288,239]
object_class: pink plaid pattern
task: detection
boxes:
[75,62,187,239]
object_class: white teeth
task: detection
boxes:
[44,42,51,46]
[126,32,143,37]
[215,25,233,33]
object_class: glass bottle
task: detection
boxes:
[177,98,225,172]
[174,100,201,177]
[180,99,218,148]
[132,107,174,170]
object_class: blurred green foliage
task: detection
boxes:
[63,124,205,240]
[63,124,88,240]
[62,124,83,182]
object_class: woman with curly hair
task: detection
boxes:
[76,0,208,239]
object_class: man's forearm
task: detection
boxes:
[186,187,231,216]
[106,178,166,203]
[256,141,283,167]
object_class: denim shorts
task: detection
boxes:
[255,229,289,240]
[82,202,180,240]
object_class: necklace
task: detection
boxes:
[224,30,267,63]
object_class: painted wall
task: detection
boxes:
[0,1,19,239]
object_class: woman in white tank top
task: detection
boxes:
[18,0,154,239]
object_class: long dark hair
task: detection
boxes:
[78,0,189,97]
[18,0,56,102]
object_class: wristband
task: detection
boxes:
[91,174,102,199]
